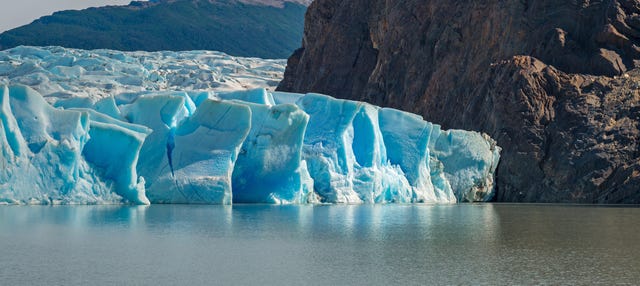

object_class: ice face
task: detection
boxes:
[118,93,252,204]
[378,108,439,202]
[296,93,363,203]
[231,102,312,204]
[295,94,416,203]
[0,86,148,205]
[349,104,415,203]
[0,85,500,205]
[76,108,151,205]
[148,99,251,204]
[430,127,501,202]
[0,46,501,205]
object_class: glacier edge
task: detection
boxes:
[0,46,500,205]
[0,85,500,205]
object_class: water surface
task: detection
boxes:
[0,204,638,285]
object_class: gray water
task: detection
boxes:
[0,204,638,285]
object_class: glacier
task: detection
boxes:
[0,46,501,205]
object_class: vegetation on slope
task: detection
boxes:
[0,0,306,59]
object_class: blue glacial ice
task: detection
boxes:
[228,101,313,204]
[0,46,501,205]
[0,86,148,204]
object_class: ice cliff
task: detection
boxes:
[0,46,500,205]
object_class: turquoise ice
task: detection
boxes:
[0,47,500,205]
[0,86,148,204]
[0,86,500,204]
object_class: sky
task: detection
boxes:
[0,0,143,32]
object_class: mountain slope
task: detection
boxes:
[278,0,640,203]
[0,0,307,59]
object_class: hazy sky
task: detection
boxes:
[0,0,143,32]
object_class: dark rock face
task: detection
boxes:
[477,56,639,203]
[278,0,640,203]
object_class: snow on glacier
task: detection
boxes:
[0,46,285,105]
[0,46,501,205]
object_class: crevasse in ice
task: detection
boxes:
[0,46,501,205]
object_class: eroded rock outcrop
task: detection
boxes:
[279,0,640,203]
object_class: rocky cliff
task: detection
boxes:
[278,0,640,203]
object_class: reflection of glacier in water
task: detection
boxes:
[0,47,500,205]
[0,204,638,285]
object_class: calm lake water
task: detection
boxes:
[0,204,638,285]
